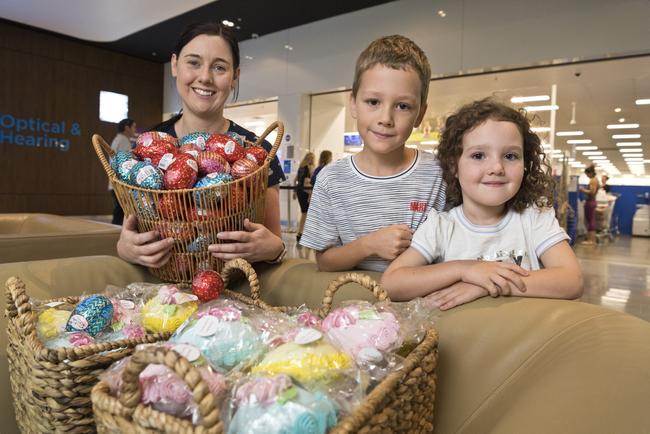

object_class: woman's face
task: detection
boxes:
[171,34,239,120]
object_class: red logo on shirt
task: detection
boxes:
[410,201,427,212]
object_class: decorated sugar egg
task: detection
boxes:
[155,221,194,243]
[197,151,230,175]
[134,139,176,162]
[179,132,210,152]
[206,134,246,163]
[163,154,198,190]
[111,151,139,183]
[245,146,268,166]
[65,295,114,337]
[129,161,164,189]
[158,194,186,220]
[191,270,224,302]
[193,172,232,205]
[231,158,259,180]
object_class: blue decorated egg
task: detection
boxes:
[111,151,139,183]
[132,191,157,219]
[226,131,246,147]
[129,161,164,190]
[65,295,114,337]
[187,233,218,253]
[193,172,232,205]
[179,132,211,152]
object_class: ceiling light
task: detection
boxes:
[244,55,253,60]
[567,139,592,144]
[619,148,643,153]
[588,156,607,160]
[613,134,641,139]
[556,131,584,136]
[524,105,559,112]
[636,99,650,105]
[511,95,550,103]
[531,127,551,132]
[614,107,622,112]
[607,123,639,129]
[582,151,603,155]
[552,149,563,154]
[222,20,235,27]
[619,118,626,123]
[617,142,642,147]
[284,44,294,51]
[437,10,447,17]
[575,146,598,150]
[624,157,644,161]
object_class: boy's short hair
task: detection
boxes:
[352,35,431,106]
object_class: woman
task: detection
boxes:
[117,22,287,266]
[310,150,332,186]
[580,164,599,245]
[295,152,315,242]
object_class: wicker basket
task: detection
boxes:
[93,121,284,284]
[91,274,438,434]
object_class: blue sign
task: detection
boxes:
[344,132,362,147]
[0,112,81,152]
[283,159,292,174]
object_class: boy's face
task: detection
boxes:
[350,65,426,156]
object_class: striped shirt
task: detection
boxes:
[300,150,446,271]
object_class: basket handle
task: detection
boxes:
[92,134,119,181]
[220,258,261,301]
[253,121,284,164]
[119,347,221,429]
[5,276,36,337]
[318,273,390,318]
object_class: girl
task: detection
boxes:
[117,22,288,267]
[382,98,583,309]
[294,152,315,242]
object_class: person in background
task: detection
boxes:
[580,164,599,245]
[295,152,315,242]
[311,150,333,186]
[109,118,137,225]
[601,173,610,193]
[116,22,287,267]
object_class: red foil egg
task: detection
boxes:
[187,207,221,222]
[163,154,198,190]
[155,221,194,243]
[197,151,231,175]
[136,131,177,149]
[230,158,259,180]
[150,152,178,170]
[158,195,186,220]
[179,144,200,159]
[134,139,177,161]
[191,270,224,302]
[206,134,246,163]
[245,146,268,166]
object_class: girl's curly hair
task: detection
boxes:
[438,98,554,212]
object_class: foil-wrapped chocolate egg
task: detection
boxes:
[226,131,246,147]
[111,151,139,183]
[158,194,186,220]
[206,134,246,163]
[188,207,220,222]
[136,131,177,148]
[179,144,200,159]
[197,151,230,175]
[231,158,259,179]
[134,138,177,162]
[187,233,218,253]
[179,132,210,152]
[193,172,232,205]
[65,295,114,337]
[245,146,268,166]
[155,220,194,243]
[163,154,198,190]
[129,161,164,189]
[132,191,158,219]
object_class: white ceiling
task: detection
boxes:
[0,0,212,42]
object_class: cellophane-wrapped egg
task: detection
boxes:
[111,151,139,183]
[179,132,210,152]
[231,158,259,180]
[163,154,198,190]
[206,134,246,163]
[197,151,231,175]
[193,172,232,205]
[65,295,114,337]
[129,161,164,189]
[245,146,268,166]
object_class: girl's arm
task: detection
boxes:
[509,240,584,299]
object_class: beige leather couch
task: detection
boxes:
[2,256,650,434]
[0,214,120,263]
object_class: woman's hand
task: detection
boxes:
[424,282,489,310]
[208,218,284,263]
[460,261,529,296]
[116,215,174,267]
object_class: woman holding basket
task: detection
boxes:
[117,22,287,267]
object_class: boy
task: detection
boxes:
[300,35,446,272]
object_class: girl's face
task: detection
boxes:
[456,119,525,218]
[171,34,239,120]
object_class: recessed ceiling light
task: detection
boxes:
[575,146,598,150]
[607,123,639,129]
[151,52,157,56]
[437,10,447,17]
[619,118,626,123]
[614,107,622,112]
[619,148,643,153]
[567,139,592,144]
[616,142,642,147]
[284,44,294,51]
[236,25,241,30]
[623,153,644,157]
[244,55,253,60]
[582,151,603,155]
[251,33,259,39]
[524,104,558,112]
[511,95,550,103]
[557,131,584,136]
[222,20,235,27]
[588,156,607,160]
[613,134,641,139]
[636,99,650,105]
[531,127,551,132]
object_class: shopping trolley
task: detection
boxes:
[595,193,619,243]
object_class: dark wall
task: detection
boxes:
[0,21,163,215]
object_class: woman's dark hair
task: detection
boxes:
[117,118,135,132]
[584,164,596,177]
[437,97,554,213]
[155,22,240,132]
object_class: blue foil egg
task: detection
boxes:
[65,295,114,337]
[179,132,210,151]
[193,172,232,205]
[187,233,218,253]
[226,131,246,147]
[111,151,139,183]
[132,191,157,219]
[129,161,164,190]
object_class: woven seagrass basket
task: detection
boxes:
[91,274,438,434]
[4,259,270,434]
[93,121,284,284]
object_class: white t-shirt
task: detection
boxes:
[300,150,446,272]
[108,133,132,191]
[411,205,569,270]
